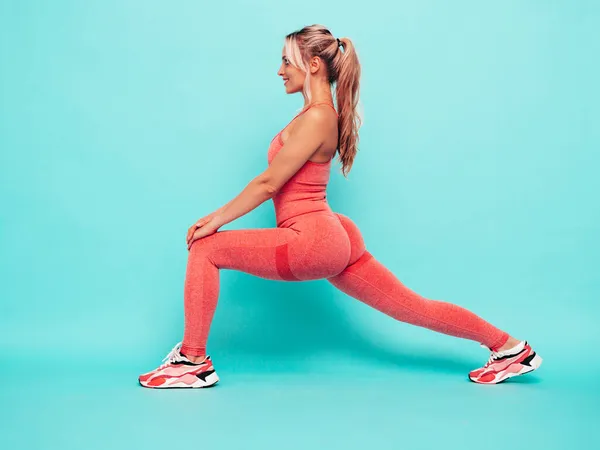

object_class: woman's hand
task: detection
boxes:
[187,213,214,244]
[186,213,221,250]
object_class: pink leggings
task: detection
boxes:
[180,212,509,357]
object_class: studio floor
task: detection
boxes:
[2,347,597,450]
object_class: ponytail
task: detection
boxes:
[334,37,362,177]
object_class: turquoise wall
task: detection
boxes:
[1,1,598,448]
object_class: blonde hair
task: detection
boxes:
[284,24,362,177]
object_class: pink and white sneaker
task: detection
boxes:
[138,341,219,389]
[469,340,543,384]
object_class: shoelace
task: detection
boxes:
[478,345,492,367]
[157,341,186,369]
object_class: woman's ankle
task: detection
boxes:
[189,356,207,364]
[180,349,207,364]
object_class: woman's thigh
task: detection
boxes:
[189,216,351,281]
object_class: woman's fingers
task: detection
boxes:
[186,218,207,245]
[187,230,197,250]
[187,223,200,245]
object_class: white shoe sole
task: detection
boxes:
[140,371,220,389]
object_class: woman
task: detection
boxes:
[139,24,542,388]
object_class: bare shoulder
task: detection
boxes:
[281,105,338,157]
[303,105,337,124]
[295,105,337,136]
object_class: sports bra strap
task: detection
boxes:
[295,101,338,119]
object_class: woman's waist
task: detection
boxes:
[272,199,333,228]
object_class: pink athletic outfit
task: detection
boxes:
[179,102,510,358]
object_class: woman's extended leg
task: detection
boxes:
[326,213,543,384]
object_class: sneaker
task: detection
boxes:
[138,341,219,389]
[469,340,542,384]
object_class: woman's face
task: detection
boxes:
[277,47,305,94]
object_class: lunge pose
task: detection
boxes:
[139,24,542,388]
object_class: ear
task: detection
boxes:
[309,56,321,74]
